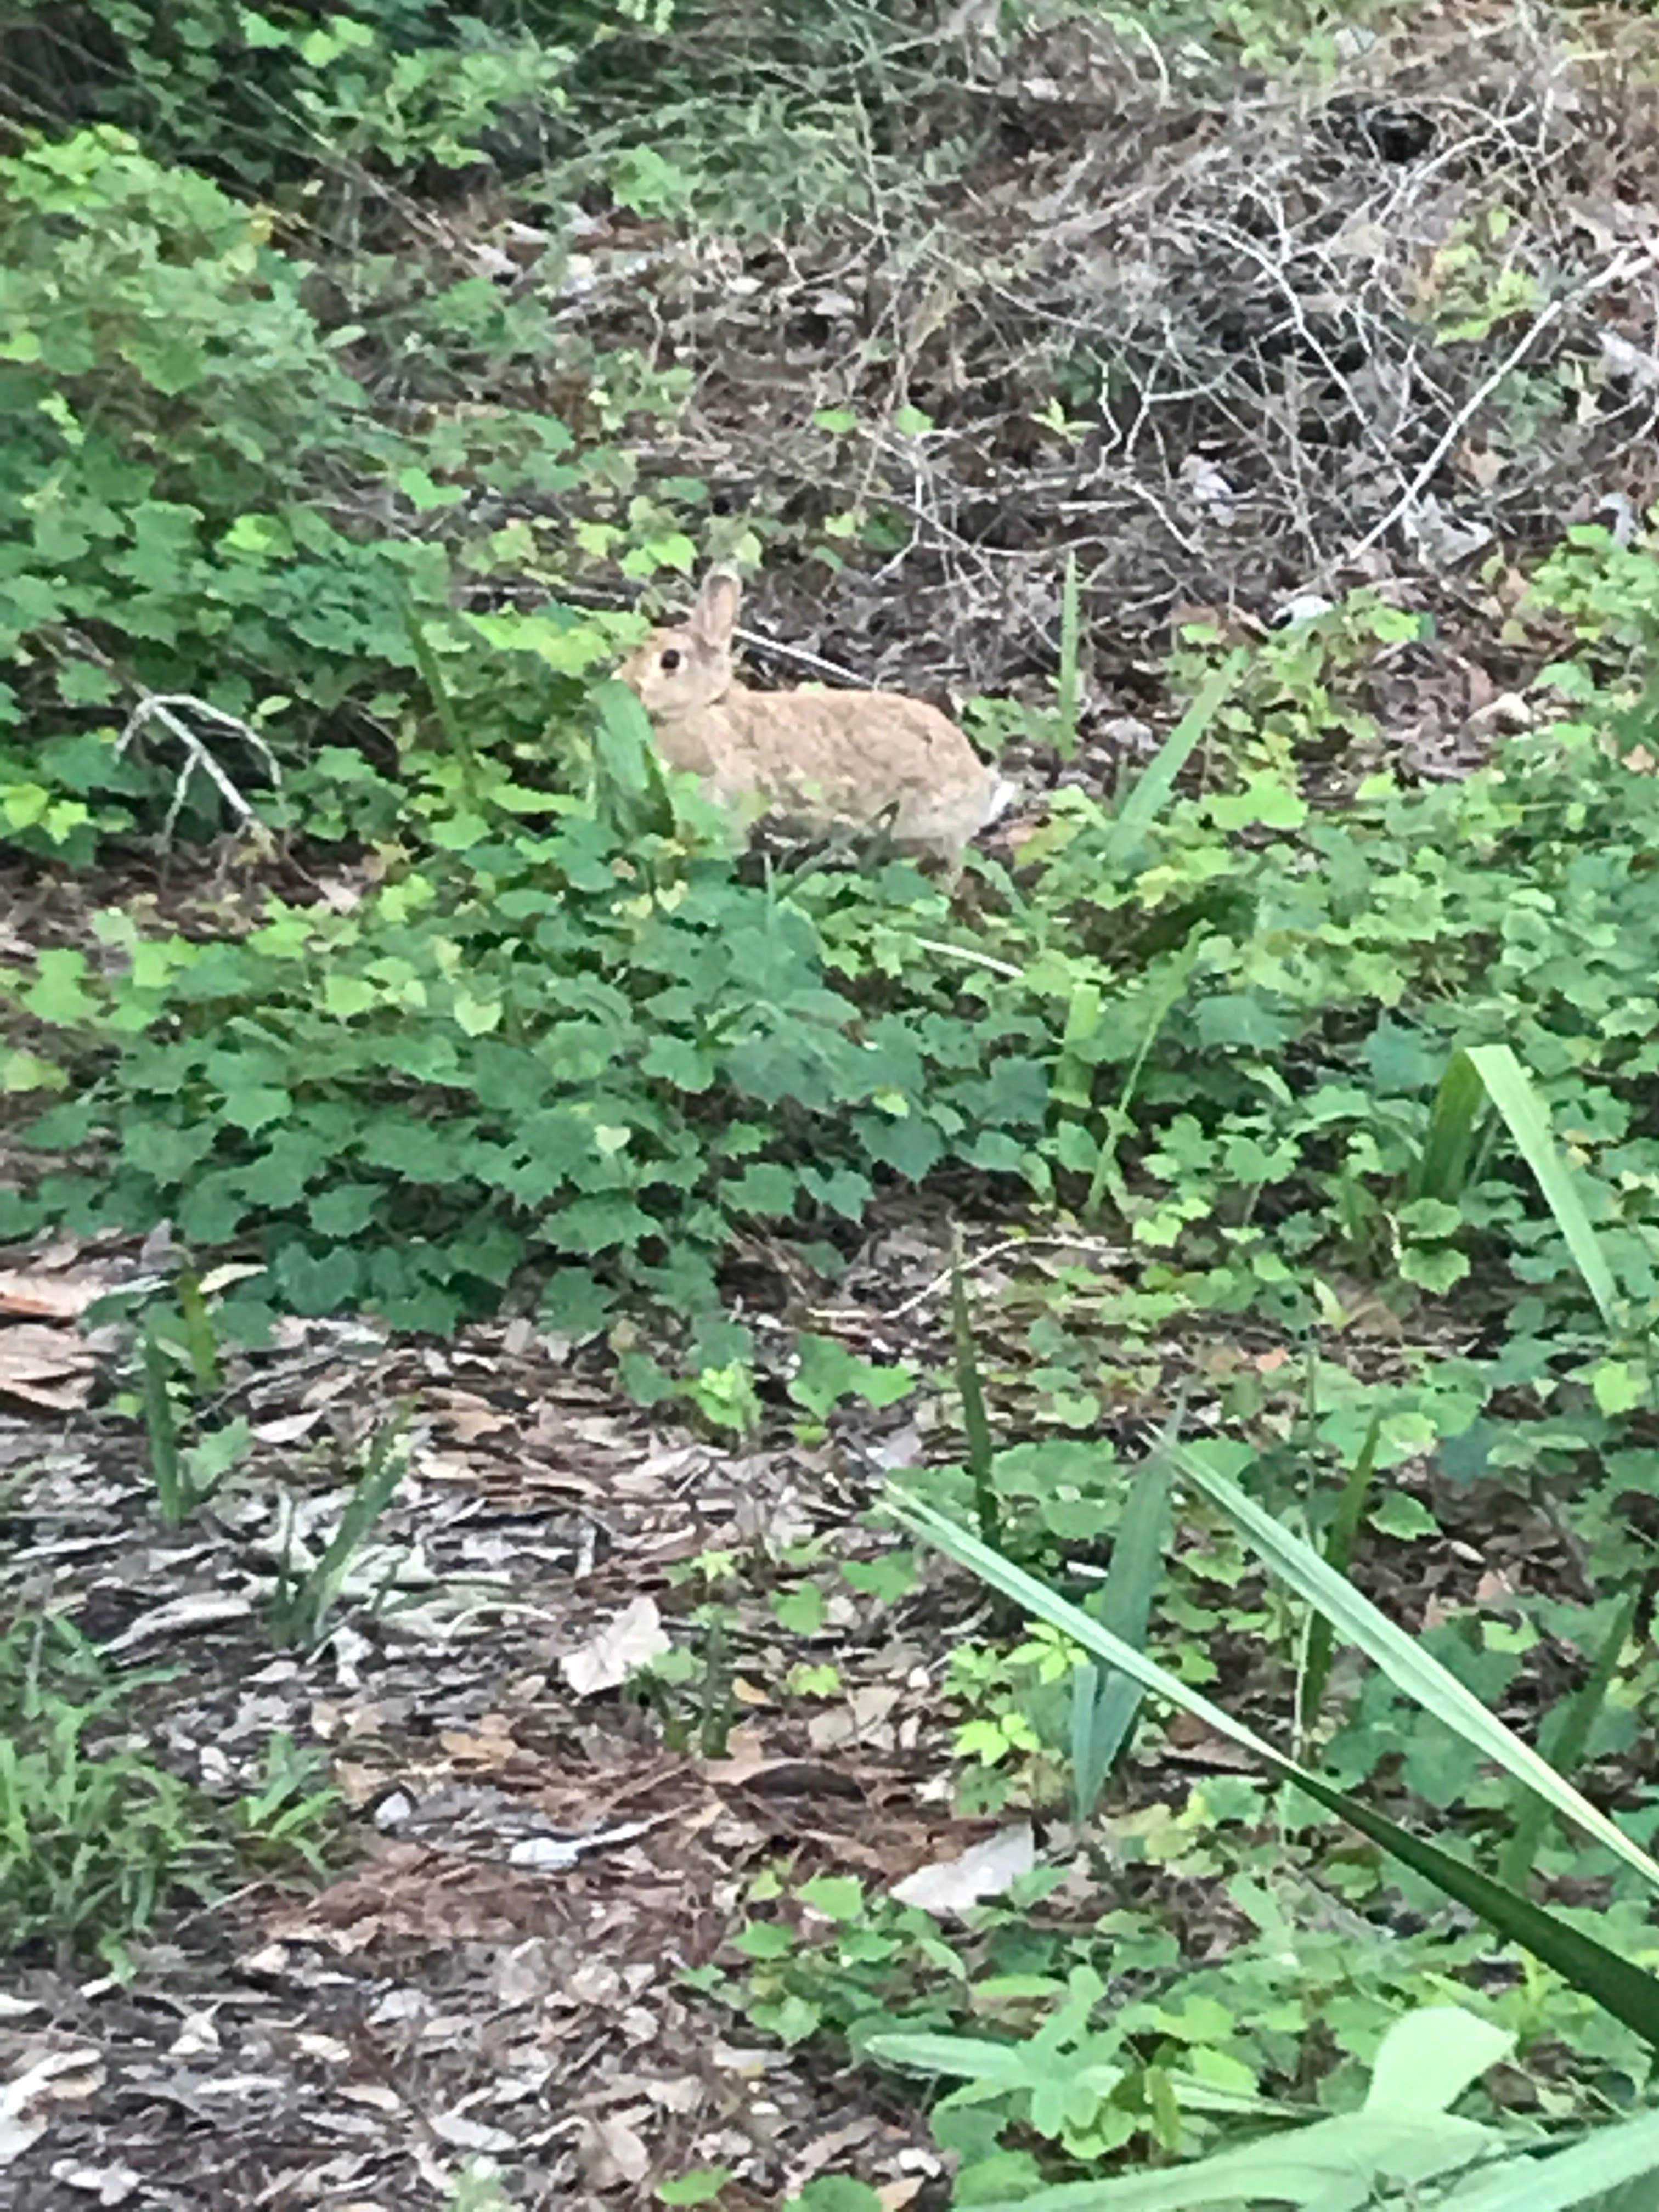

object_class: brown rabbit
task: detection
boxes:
[616,568,1014,867]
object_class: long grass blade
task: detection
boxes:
[1436,2104,1659,2212]
[138,1323,182,1524]
[887,1489,1659,2053]
[1463,1045,1621,1329]
[949,1240,999,1548]
[1415,1049,1488,1204]
[1297,1414,1379,1741]
[1158,1438,1659,1893]
[1110,648,1248,847]
[400,601,472,765]
[1071,1434,1175,1818]
[1498,1593,1637,1893]
[1056,551,1081,760]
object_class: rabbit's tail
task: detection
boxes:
[982,775,1020,829]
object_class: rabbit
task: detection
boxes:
[616,567,1015,868]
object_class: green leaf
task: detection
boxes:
[1,1051,67,1093]
[272,1243,360,1316]
[658,2171,735,2207]
[1364,2006,1514,2115]
[642,1035,715,1091]
[774,1583,826,1635]
[1400,1243,1471,1293]
[798,1874,863,1921]
[221,1086,292,1135]
[1591,1360,1646,1415]
[24,947,98,1026]
[452,991,503,1037]
[789,1334,915,1419]
[323,973,380,1021]
[308,1184,382,1239]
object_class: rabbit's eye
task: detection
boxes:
[659,648,682,672]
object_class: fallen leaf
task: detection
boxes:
[0,1323,100,1410]
[0,2048,104,2168]
[891,1823,1035,1916]
[105,1593,256,1654]
[0,1266,113,1321]
[575,2113,651,2187]
[561,1596,671,1696]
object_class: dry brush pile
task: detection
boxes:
[545,0,1659,718]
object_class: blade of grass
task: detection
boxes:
[1056,550,1081,759]
[1415,1049,1488,1203]
[1084,950,1199,1224]
[887,1489,1659,2051]
[1296,1414,1380,1742]
[1109,648,1249,849]
[1071,1413,1178,1818]
[175,1269,221,1391]
[1498,1592,1638,1892]
[956,2103,1659,2212]
[1434,2102,1659,2212]
[1157,1438,1659,1893]
[400,601,473,768]
[138,1323,183,1524]
[949,1238,999,1548]
[1463,1044,1621,1329]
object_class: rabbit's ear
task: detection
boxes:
[690,567,742,651]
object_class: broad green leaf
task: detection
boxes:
[24,947,97,1026]
[1,1051,66,1092]
[452,991,502,1037]
[323,973,379,1020]
[1364,2006,1514,2115]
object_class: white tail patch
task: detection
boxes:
[982,775,1020,829]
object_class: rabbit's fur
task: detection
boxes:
[617,568,1013,866]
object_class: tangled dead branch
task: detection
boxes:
[545,2,1659,712]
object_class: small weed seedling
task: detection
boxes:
[267,1407,412,1649]
[134,1273,251,1524]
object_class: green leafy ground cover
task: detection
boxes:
[9,2,1659,2206]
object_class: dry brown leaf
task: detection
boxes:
[0,1322,100,1409]
[574,2112,651,2188]
[562,1596,672,1696]
[0,1265,114,1321]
